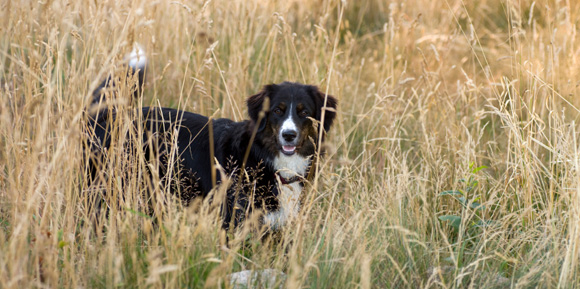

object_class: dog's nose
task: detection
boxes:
[282,130,297,142]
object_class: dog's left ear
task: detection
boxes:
[311,86,338,132]
[247,84,277,131]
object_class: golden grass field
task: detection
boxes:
[2,0,580,287]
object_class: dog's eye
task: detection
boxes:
[299,110,309,117]
[273,107,283,115]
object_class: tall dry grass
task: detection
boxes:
[2,0,580,287]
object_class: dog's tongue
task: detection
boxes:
[282,145,296,153]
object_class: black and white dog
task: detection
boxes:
[86,48,337,231]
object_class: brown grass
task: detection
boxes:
[2,0,580,287]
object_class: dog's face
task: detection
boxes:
[247,82,337,159]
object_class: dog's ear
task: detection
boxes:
[247,84,277,131]
[311,86,338,132]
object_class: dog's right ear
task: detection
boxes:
[247,84,277,130]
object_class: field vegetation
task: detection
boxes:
[2,0,580,287]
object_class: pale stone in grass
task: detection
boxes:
[228,269,286,289]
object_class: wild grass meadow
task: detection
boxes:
[2,0,580,287]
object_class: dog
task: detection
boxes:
[86,47,337,231]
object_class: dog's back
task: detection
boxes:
[85,47,271,228]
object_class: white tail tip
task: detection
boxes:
[126,43,147,69]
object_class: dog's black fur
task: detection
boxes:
[86,56,337,231]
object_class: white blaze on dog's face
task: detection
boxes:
[246,82,338,229]
[279,103,299,156]
[274,102,311,178]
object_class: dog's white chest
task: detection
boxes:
[272,154,310,178]
[264,154,310,229]
[264,181,302,229]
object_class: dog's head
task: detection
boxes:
[247,82,337,158]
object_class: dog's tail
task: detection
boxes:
[91,43,148,106]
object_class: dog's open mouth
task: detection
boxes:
[281,145,296,155]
